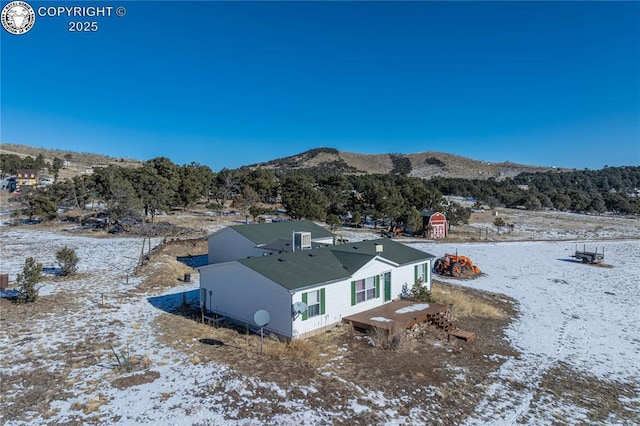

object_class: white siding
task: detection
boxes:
[201,255,433,340]
[200,262,292,337]
[207,228,264,264]
[292,258,425,338]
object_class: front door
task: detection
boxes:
[384,272,391,301]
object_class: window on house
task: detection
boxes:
[306,290,321,318]
[302,288,325,321]
[415,263,428,284]
[353,276,378,305]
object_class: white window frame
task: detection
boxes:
[355,277,376,304]
[416,263,427,283]
[306,290,321,318]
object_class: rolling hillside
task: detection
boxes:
[248,148,571,180]
[1,143,571,181]
[0,143,142,181]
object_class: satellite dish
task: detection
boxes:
[254,309,270,327]
[292,301,307,315]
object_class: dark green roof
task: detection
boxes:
[330,251,375,275]
[240,249,351,291]
[230,220,334,245]
[238,238,434,291]
[330,239,435,265]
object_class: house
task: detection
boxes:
[206,220,335,264]
[199,236,435,340]
[16,169,38,188]
[420,211,447,239]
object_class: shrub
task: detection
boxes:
[410,278,433,302]
[326,213,341,229]
[16,257,43,303]
[56,246,79,276]
[400,279,433,302]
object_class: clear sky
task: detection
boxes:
[1,1,639,171]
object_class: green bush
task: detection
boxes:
[16,257,43,303]
[410,278,433,302]
[56,246,79,276]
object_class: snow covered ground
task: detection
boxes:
[411,239,640,424]
[1,226,639,425]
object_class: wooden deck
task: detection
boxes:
[343,300,476,341]
[343,300,448,333]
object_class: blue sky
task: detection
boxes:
[2,1,639,171]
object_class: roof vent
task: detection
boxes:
[375,244,383,253]
[278,258,286,262]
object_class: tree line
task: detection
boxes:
[9,155,639,230]
[1,153,65,178]
[430,166,640,214]
[13,156,471,232]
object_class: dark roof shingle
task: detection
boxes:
[229,220,333,245]
[238,238,434,291]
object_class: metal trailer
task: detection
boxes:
[571,244,605,264]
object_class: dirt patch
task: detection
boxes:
[586,262,614,268]
[525,362,640,424]
[111,370,161,390]
[0,367,72,422]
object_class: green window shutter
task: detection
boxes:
[414,265,418,283]
[384,272,391,301]
[302,292,308,321]
[320,288,326,315]
[351,281,356,306]
[375,275,380,298]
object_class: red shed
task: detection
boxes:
[420,211,447,239]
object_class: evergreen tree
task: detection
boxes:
[56,246,79,276]
[16,257,43,303]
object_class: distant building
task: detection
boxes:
[16,169,39,188]
[420,211,448,239]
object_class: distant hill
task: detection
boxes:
[246,147,572,180]
[0,143,142,181]
[1,143,571,181]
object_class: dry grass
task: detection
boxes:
[132,238,208,293]
[111,371,161,390]
[431,281,505,320]
[264,337,323,365]
[83,397,103,414]
[134,255,193,293]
